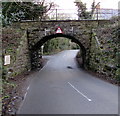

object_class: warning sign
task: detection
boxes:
[56,27,63,34]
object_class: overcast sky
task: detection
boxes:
[51,0,119,9]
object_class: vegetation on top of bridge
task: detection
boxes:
[1,0,56,26]
[2,0,118,27]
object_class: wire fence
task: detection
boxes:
[92,8,118,20]
[44,8,119,20]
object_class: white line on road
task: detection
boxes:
[17,92,28,113]
[68,82,92,102]
[24,92,28,100]
[40,60,50,71]
[27,86,30,91]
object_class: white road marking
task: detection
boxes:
[18,59,50,113]
[68,82,92,102]
[27,86,30,91]
[40,60,50,71]
[24,92,28,100]
[17,92,28,113]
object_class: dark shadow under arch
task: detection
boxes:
[31,33,86,68]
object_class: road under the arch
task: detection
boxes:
[18,50,118,114]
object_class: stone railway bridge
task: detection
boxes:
[13,20,109,69]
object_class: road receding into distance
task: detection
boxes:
[18,50,118,114]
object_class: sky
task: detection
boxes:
[47,0,119,19]
[51,0,119,9]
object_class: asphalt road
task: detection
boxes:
[18,50,118,114]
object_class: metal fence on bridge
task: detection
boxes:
[44,8,118,21]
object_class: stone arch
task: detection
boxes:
[30,33,86,69]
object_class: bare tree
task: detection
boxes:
[2,0,57,26]
[34,0,57,20]
[74,0,100,19]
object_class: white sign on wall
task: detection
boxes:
[4,55,10,65]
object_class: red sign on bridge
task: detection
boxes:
[55,27,63,34]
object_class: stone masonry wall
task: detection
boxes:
[89,25,119,82]
[2,28,31,79]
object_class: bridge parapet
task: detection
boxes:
[11,20,110,69]
[17,20,109,49]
